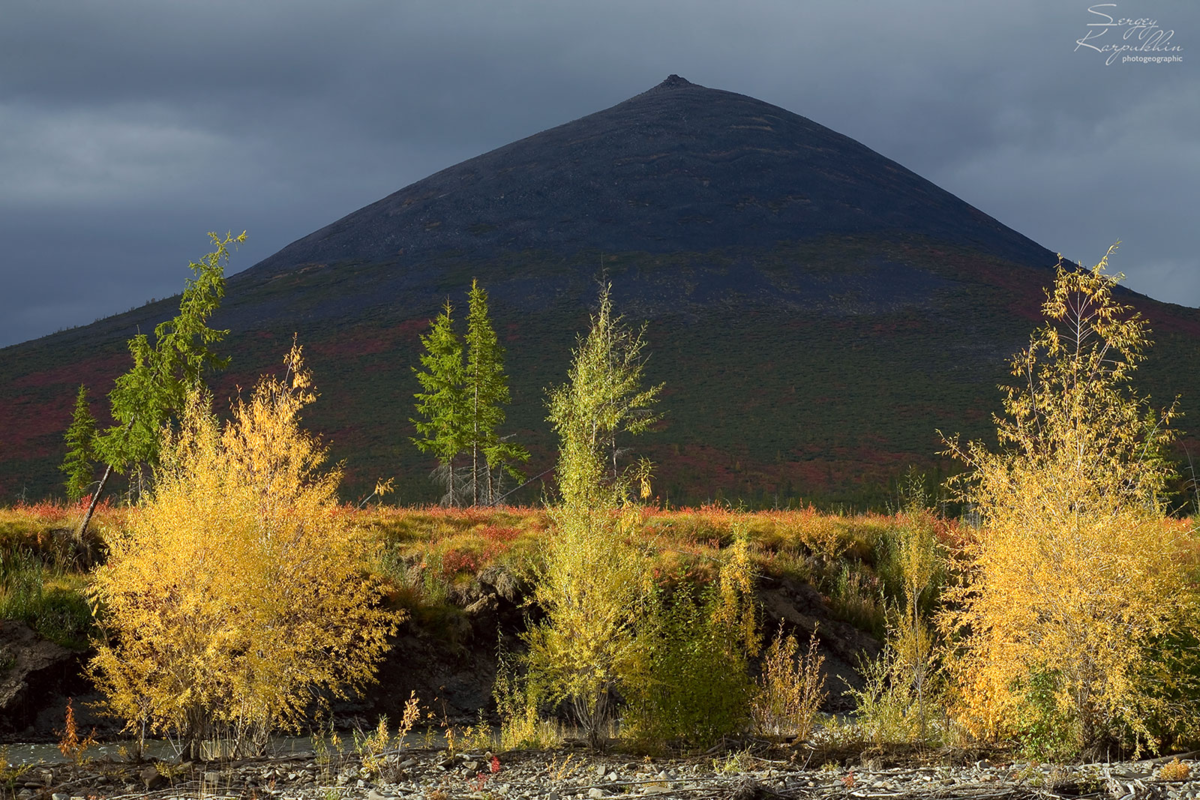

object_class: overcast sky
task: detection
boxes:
[1,0,1196,348]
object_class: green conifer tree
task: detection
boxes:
[464,279,528,505]
[412,300,470,506]
[80,231,244,540]
[61,384,98,502]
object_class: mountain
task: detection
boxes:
[3,76,1198,507]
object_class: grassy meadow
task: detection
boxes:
[1,500,957,652]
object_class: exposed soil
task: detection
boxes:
[1,568,877,744]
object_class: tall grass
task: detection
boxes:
[0,548,93,649]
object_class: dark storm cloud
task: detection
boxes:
[1,0,1196,346]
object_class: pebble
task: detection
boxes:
[13,746,1200,800]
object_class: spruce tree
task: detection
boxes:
[411,300,469,506]
[464,279,528,504]
[61,384,98,502]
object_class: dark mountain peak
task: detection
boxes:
[650,74,698,91]
[242,75,1055,280]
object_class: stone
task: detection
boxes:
[0,623,76,728]
[141,765,166,789]
[588,789,608,799]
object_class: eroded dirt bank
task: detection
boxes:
[2,571,877,744]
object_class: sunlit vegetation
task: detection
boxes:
[3,248,1200,764]
[941,250,1198,758]
[88,344,400,759]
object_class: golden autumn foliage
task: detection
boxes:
[88,344,400,757]
[942,247,1195,756]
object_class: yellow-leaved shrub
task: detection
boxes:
[941,247,1195,757]
[89,344,400,758]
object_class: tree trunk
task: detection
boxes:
[472,386,479,507]
[77,461,113,549]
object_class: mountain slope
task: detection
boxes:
[250,75,1052,276]
[3,76,1197,507]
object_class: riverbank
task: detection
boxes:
[4,744,1198,800]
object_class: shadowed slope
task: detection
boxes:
[2,76,1197,507]
[247,74,1054,280]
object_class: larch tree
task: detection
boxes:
[525,282,662,747]
[80,231,244,540]
[547,282,662,508]
[464,279,528,505]
[941,246,1193,757]
[89,343,399,759]
[411,300,470,506]
[60,384,98,502]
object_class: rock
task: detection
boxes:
[729,779,775,800]
[51,794,70,800]
[0,622,80,732]
[140,765,166,789]
[587,789,608,799]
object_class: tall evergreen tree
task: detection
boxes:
[61,384,98,502]
[464,279,528,505]
[411,300,470,506]
[80,231,244,540]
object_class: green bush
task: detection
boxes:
[622,583,753,750]
[1014,670,1080,761]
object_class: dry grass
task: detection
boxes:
[0,501,991,640]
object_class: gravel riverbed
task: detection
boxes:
[8,747,1200,800]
